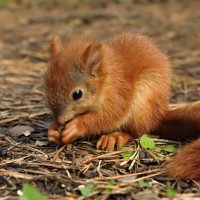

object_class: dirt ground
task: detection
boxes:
[0,0,200,199]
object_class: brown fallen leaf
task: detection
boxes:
[9,125,34,137]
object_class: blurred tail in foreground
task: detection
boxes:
[156,101,200,179]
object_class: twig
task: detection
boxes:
[0,169,34,180]
[83,150,123,164]
[91,169,161,181]
[52,146,66,161]
[0,111,50,125]
[119,171,164,187]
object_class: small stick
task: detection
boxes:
[83,150,124,164]
[119,171,164,186]
[52,146,66,161]
[0,169,34,180]
[91,169,161,181]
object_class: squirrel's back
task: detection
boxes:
[102,33,172,136]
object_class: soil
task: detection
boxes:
[0,0,200,199]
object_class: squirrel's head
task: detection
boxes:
[44,36,105,124]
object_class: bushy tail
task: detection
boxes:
[165,138,200,179]
[155,101,200,179]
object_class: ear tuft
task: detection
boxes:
[83,42,102,77]
[51,36,62,57]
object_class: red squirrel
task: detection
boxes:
[44,33,200,179]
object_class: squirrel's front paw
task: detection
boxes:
[48,121,62,144]
[61,118,86,144]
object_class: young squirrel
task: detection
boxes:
[44,33,200,179]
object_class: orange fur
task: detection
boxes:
[155,101,200,140]
[45,33,200,179]
[156,101,200,179]
[165,138,200,179]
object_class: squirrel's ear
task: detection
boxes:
[83,42,102,77]
[50,36,62,57]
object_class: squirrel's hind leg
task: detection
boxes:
[96,132,132,150]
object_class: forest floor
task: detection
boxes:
[0,0,200,199]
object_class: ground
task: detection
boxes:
[0,0,200,199]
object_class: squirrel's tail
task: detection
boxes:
[165,138,200,179]
[154,101,200,179]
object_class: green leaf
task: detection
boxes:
[138,180,150,188]
[107,180,116,186]
[154,146,162,153]
[139,134,155,149]
[162,144,178,153]
[20,184,47,200]
[79,183,96,197]
[121,151,134,158]
[166,182,177,198]
[105,180,116,192]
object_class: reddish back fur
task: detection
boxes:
[100,33,172,136]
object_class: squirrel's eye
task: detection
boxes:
[72,90,83,101]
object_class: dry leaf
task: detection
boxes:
[9,125,34,137]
